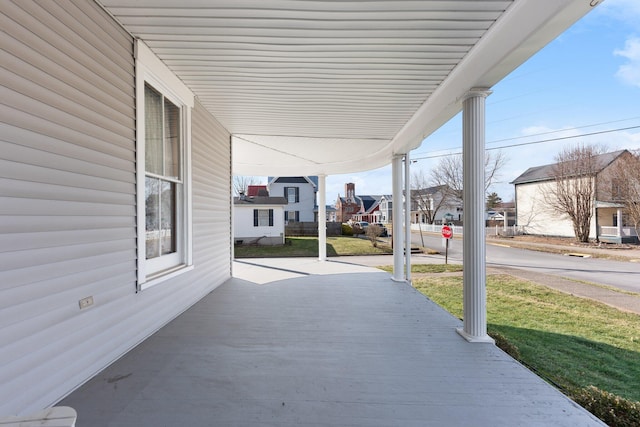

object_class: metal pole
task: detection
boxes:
[405,152,412,283]
[318,174,327,261]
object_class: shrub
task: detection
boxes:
[571,386,640,427]
[365,224,383,247]
[488,330,521,360]
[341,223,353,236]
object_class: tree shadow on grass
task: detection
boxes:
[489,323,640,403]
[326,243,338,257]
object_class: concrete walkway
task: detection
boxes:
[338,253,640,315]
[61,258,604,426]
[496,267,640,315]
[487,237,640,261]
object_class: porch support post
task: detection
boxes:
[392,155,404,281]
[318,174,327,261]
[404,152,412,283]
[617,208,623,238]
[457,88,494,343]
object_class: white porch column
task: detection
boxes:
[318,174,327,261]
[392,155,404,281]
[617,207,623,238]
[457,88,494,343]
[404,153,412,283]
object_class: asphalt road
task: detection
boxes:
[411,232,640,293]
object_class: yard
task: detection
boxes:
[234,236,393,258]
[409,269,640,426]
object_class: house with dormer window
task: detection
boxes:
[268,176,318,224]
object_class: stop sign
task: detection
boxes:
[441,225,453,239]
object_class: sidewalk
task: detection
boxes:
[491,267,640,315]
[487,237,640,261]
[336,241,640,315]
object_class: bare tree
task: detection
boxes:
[608,149,640,238]
[542,144,605,243]
[429,150,507,201]
[233,175,259,196]
[410,170,450,224]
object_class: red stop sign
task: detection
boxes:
[441,225,453,239]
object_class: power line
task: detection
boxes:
[412,125,640,161]
[487,116,640,145]
[413,116,640,157]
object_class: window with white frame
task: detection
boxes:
[136,40,194,289]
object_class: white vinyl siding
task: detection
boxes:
[234,205,285,245]
[269,180,316,222]
[0,0,231,416]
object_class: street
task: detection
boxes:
[411,232,640,294]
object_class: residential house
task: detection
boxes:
[512,150,637,242]
[320,205,338,223]
[234,195,288,245]
[268,176,318,223]
[352,195,383,223]
[1,0,599,419]
[486,201,516,227]
[378,195,393,224]
[411,185,463,224]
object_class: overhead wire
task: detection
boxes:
[411,124,640,161]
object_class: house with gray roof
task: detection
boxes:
[234,195,288,245]
[267,176,318,224]
[512,150,637,242]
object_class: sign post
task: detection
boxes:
[441,225,453,264]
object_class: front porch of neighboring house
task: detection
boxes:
[60,258,604,427]
[596,202,639,244]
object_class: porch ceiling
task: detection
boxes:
[98,0,597,176]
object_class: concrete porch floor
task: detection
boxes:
[61,258,603,426]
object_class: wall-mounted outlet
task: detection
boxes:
[79,296,94,310]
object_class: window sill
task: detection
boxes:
[139,264,194,291]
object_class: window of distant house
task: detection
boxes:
[286,211,299,222]
[254,209,274,226]
[136,40,194,290]
[611,179,623,201]
[286,187,299,203]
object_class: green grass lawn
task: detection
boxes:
[234,236,393,258]
[413,274,640,403]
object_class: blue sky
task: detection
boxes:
[324,0,640,203]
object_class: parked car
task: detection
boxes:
[351,221,369,235]
[371,222,388,237]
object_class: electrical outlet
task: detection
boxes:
[79,296,94,310]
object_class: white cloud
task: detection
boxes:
[614,37,640,87]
